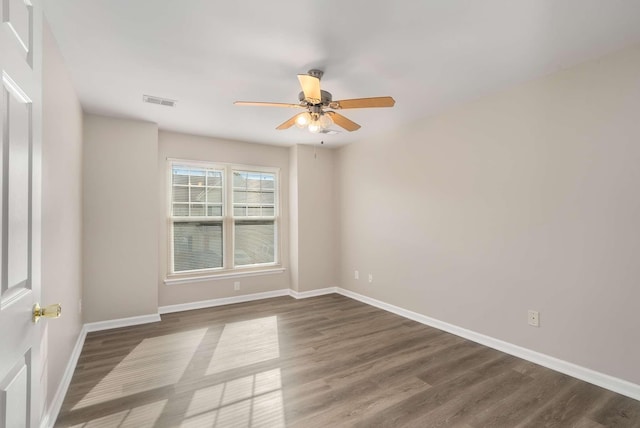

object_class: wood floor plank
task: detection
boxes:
[295,377,430,428]
[352,354,522,427]
[54,294,640,427]
[589,393,640,427]
[411,366,532,427]
[415,345,501,386]
[520,380,617,428]
[468,367,573,427]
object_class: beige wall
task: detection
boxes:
[290,145,338,292]
[158,131,290,306]
[337,45,640,384]
[83,115,158,322]
[41,21,83,415]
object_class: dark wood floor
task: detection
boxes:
[55,294,640,427]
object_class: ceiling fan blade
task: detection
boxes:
[234,101,304,108]
[276,113,304,130]
[326,111,361,131]
[330,96,395,109]
[297,74,321,104]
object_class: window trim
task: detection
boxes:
[166,158,282,282]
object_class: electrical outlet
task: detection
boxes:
[354,270,359,280]
[234,281,240,291]
[528,310,539,327]
[368,274,373,283]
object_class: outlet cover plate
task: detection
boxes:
[528,310,540,327]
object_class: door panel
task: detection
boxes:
[0,0,42,426]
[0,357,30,427]
[5,0,31,54]
[6,79,31,291]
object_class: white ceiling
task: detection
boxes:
[43,0,640,147]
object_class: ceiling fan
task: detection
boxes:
[234,69,395,134]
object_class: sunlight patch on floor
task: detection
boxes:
[206,316,280,375]
[72,328,208,410]
[182,368,285,428]
[70,399,168,428]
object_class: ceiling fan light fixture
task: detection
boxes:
[308,121,321,133]
[295,112,311,128]
[319,113,333,129]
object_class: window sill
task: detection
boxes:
[164,267,286,286]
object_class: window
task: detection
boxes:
[169,161,279,276]
[232,171,276,266]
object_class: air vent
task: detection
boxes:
[319,129,339,135]
[143,94,177,107]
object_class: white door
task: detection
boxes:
[0,0,43,427]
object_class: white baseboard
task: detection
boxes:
[84,313,161,333]
[158,289,290,314]
[335,287,640,402]
[289,287,337,299]
[159,287,339,313]
[40,325,87,428]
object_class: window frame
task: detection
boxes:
[166,159,281,281]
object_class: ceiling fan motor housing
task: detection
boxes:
[299,89,332,106]
[307,69,324,79]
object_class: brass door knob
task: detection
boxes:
[33,303,62,323]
